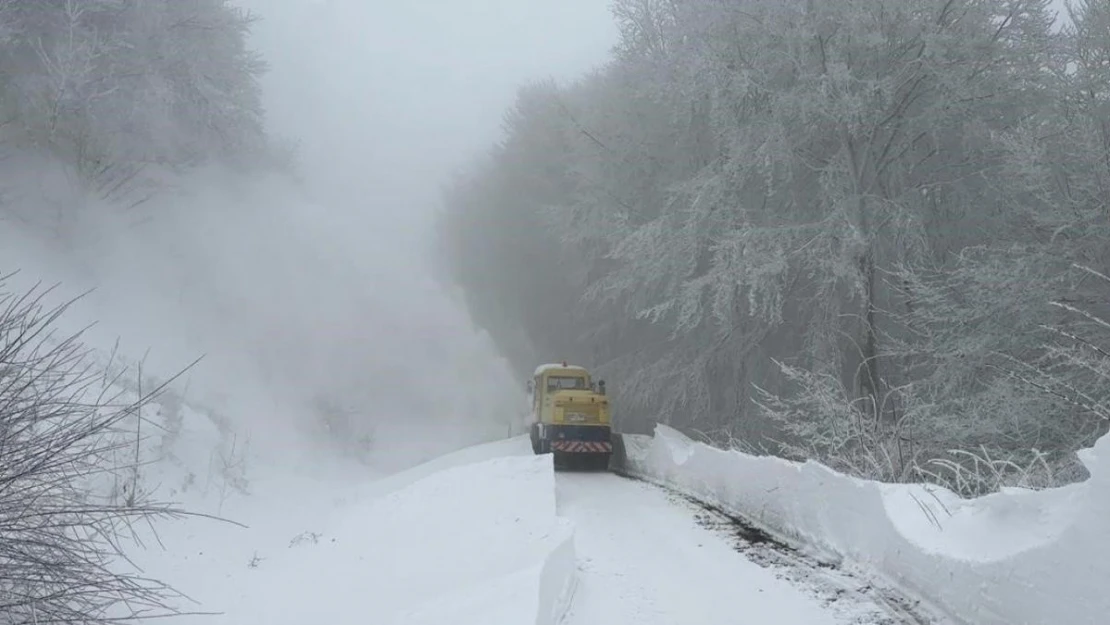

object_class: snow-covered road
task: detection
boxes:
[556,471,927,625]
[134,432,935,625]
[555,472,836,624]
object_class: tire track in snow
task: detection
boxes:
[676,494,942,625]
[557,469,950,625]
[554,472,840,625]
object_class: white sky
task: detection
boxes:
[238,0,618,248]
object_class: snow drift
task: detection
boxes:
[615,424,1110,625]
[339,455,575,625]
[357,437,576,625]
[57,323,572,625]
[135,439,576,625]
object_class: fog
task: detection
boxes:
[0,0,616,472]
[245,0,617,246]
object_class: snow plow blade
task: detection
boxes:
[550,440,612,453]
[552,450,611,471]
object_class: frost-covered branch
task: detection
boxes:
[0,278,214,624]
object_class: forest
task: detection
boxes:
[0,0,284,204]
[0,3,276,622]
[437,0,1110,494]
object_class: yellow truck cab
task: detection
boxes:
[528,362,612,470]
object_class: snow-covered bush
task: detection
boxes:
[0,280,187,624]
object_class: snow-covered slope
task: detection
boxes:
[616,424,1110,625]
[0,172,539,623]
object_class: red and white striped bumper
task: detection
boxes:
[551,440,612,453]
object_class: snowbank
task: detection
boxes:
[615,424,1110,625]
[138,451,575,625]
[534,363,587,376]
[362,434,535,498]
[359,455,575,625]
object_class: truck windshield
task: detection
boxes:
[546,376,586,391]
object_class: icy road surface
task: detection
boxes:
[556,471,928,625]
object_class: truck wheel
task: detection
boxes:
[595,454,612,471]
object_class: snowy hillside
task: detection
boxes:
[0,294,533,624]
[0,161,527,624]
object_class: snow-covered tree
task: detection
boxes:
[437,0,1108,489]
[0,0,273,204]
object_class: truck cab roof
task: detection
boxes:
[533,363,588,377]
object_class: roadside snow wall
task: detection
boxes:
[375,450,576,625]
[228,450,576,625]
[614,424,1110,625]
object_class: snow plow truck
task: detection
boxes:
[528,362,612,471]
